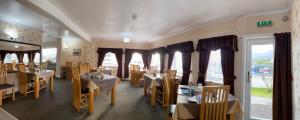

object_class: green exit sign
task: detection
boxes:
[257,21,273,27]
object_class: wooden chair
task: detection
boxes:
[111,69,117,77]
[6,63,15,71]
[66,62,73,80]
[17,64,46,96]
[40,62,48,71]
[79,63,90,74]
[200,85,230,120]
[71,67,89,112]
[28,62,35,70]
[133,65,140,71]
[0,64,15,106]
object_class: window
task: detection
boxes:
[206,49,223,84]
[4,53,18,63]
[150,53,160,71]
[171,51,183,76]
[34,53,40,64]
[42,48,57,62]
[102,52,118,67]
[23,53,29,65]
[129,53,144,68]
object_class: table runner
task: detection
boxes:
[81,74,118,95]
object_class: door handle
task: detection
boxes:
[247,71,252,83]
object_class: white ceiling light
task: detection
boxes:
[14,45,19,48]
[123,37,130,43]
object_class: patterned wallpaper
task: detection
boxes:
[0,19,42,45]
[292,0,300,119]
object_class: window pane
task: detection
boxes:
[171,51,183,76]
[129,53,144,68]
[4,53,18,63]
[206,49,223,84]
[23,53,29,65]
[102,52,118,67]
[42,48,57,62]
[150,53,160,71]
[34,53,40,64]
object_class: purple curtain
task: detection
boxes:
[0,53,6,62]
[197,50,211,85]
[142,54,150,69]
[16,52,24,63]
[181,52,192,85]
[273,32,292,120]
[160,53,165,73]
[221,49,236,94]
[115,53,123,78]
[97,53,106,67]
[148,54,152,69]
[124,53,133,78]
[167,53,174,70]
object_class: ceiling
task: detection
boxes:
[0,0,80,42]
[45,0,290,42]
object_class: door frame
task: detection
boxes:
[243,36,275,120]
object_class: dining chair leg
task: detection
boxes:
[89,90,94,113]
[12,88,15,101]
[111,83,116,105]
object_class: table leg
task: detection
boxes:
[50,74,54,93]
[34,75,40,99]
[151,86,156,106]
[230,113,235,120]
[12,88,15,101]
[89,90,94,113]
[111,83,116,105]
[0,90,2,106]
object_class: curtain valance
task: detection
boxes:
[166,41,194,53]
[196,35,238,51]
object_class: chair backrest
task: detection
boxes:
[133,65,140,71]
[28,62,35,70]
[40,62,48,70]
[66,62,72,67]
[6,63,14,71]
[79,63,90,74]
[17,64,28,94]
[111,69,117,77]
[200,85,230,120]
[0,64,7,84]
[163,73,172,107]
[71,67,81,109]
[166,70,176,80]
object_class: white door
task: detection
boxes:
[245,38,274,120]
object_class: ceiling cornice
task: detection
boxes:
[25,0,91,42]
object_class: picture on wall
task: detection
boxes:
[73,49,81,56]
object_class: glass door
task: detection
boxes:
[245,38,274,120]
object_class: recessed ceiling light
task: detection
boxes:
[123,37,130,43]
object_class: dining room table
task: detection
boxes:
[80,73,121,113]
[172,85,243,120]
[24,69,55,99]
[144,73,180,106]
